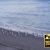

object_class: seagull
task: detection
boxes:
[25,32,28,36]
[12,32,13,35]
[7,34,8,35]
[10,32,11,34]
[18,31,20,35]
[15,35,16,36]
[2,30,4,34]
[2,30,3,32]
[3,32,4,34]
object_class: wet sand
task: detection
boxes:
[0,28,50,50]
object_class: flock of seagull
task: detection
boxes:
[0,28,44,38]
[0,29,28,37]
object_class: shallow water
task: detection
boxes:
[0,0,50,37]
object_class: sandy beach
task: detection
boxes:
[0,28,50,50]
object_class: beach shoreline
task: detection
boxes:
[0,28,50,50]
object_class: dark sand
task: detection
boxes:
[0,28,50,50]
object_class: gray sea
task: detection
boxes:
[0,0,50,37]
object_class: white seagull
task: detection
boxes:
[7,34,8,35]
[15,35,16,36]
[2,30,3,32]
[25,32,28,36]
[3,32,4,34]
[18,31,20,35]
[12,32,13,35]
